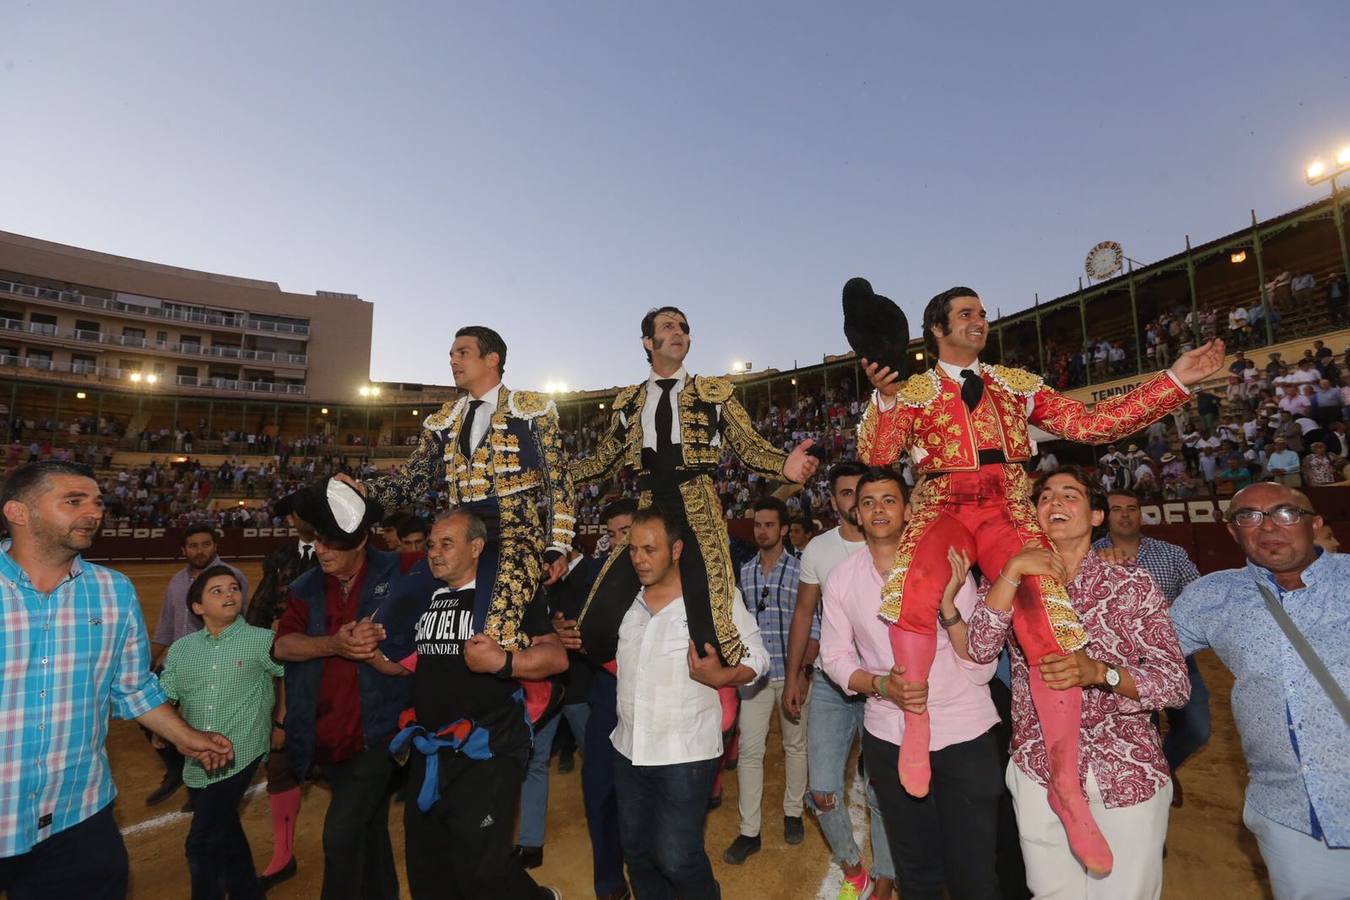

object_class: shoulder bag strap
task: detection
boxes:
[1253,578,1350,727]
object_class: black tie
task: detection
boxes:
[301,545,313,564]
[960,369,984,411]
[655,379,677,457]
[458,400,485,458]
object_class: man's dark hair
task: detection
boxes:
[1032,465,1108,539]
[186,564,242,614]
[602,497,639,522]
[922,286,980,362]
[640,306,689,364]
[0,460,97,526]
[789,515,816,534]
[454,325,508,375]
[1105,487,1141,504]
[381,512,408,531]
[855,466,908,501]
[631,504,683,546]
[827,460,869,492]
[751,496,790,527]
[396,516,430,540]
[182,523,217,545]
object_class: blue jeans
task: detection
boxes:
[517,702,592,848]
[614,752,720,900]
[805,669,895,881]
[583,669,627,896]
[1163,656,1211,772]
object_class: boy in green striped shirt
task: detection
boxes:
[159,564,283,900]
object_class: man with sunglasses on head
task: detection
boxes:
[1170,483,1350,899]
[724,496,810,865]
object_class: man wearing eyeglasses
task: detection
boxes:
[1170,483,1350,899]
[724,497,812,865]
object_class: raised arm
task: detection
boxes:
[533,406,578,557]
[1029,370,1191,445]
[363,427,442,510]
[718,394,791,478]
[572,397,633,485]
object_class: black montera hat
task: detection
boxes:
[289,478,384,549]
[842,276,912,379]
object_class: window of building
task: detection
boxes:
[26,349,53,369]
[28,313,57,336]
[76,320,101,340]
[122,327,146,348]
[72,354,97,374]
[176,365,199,379]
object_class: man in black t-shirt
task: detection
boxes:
[376,509,567,900]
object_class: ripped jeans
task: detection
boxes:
[805,669,895,881]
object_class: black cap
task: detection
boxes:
[289,478,384,549]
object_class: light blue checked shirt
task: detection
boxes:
[1171,550,1350,846]
[0,541,167,857]
[1091,535,1200,605]
[740,548,813,683]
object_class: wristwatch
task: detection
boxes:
[493,650,515,681]
[1102,665,1121,692]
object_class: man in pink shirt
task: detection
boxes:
[820,468,1003,898]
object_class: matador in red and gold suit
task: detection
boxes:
[855,286,1222,877]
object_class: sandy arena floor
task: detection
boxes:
[100,561,1271,899]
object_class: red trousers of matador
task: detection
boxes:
[882,464,1112,874]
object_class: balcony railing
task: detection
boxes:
[0,277,311,337]
[0,317,308,364]
[0,353,307,396]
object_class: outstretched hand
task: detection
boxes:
[1169,338,1226,387]
[784,439,820,483]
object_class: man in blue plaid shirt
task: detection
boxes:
[1093,487,1208,805]
[724,496,816,866]
[0,461,233,900]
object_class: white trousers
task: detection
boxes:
[736,677,809,837]
[1243,801,1350,900]
[1008,760,1172,899]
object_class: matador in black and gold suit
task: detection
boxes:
[362,385,576,650]
[574,368,794,666]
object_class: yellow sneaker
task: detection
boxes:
[836,873,873,900]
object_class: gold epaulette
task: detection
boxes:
[988,365,1044,397]
[896,370,941,409]
[693,375,734,403]
[507,390,555,419]
[423,397,464,431]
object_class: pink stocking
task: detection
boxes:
[261,786,301,877]
[1028,669,1113,875]
[888,625,936,798]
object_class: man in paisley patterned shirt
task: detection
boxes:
[574,306,818,668]
[965,467,1189,900]
[351,326,576,652]
[858,285,1222,875]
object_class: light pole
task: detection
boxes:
[358,385,381,446]
[1305,145,1350,287]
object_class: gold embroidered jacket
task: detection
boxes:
[857,366,1190,472]
[573,375,789,485]
[364,386,577,554]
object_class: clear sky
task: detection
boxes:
[4,2,1348,392]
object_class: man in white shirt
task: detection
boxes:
[612,505,769,899]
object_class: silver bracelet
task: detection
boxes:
[998,571,1021,589]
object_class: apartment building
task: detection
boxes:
[0,230,373,400]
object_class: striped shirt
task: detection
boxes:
[739,549,812,683]
[159,618,282,788]
[0,541,167,857]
